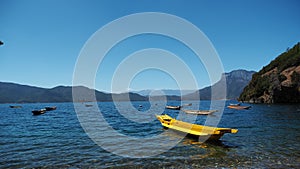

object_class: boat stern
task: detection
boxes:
[215,128,239,134]
[231,129,238,134]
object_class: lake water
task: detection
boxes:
[1,101,299,168]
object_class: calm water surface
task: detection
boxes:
[0,101,299,168]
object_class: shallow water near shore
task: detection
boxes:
[1,101,299,168]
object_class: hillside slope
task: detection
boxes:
[239,42,300,103]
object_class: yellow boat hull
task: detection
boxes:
[156,114,238,140]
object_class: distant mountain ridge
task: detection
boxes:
[0,69,255,103]
[183,69,255,100]
[133,89,196,96]
[133,70,255,99]
[239,42,300,103]
[0,82,147,103]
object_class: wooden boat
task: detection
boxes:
[156,114,238,140]
[165,105,181,110]
[9,105,22,108]
[45,106,57,111]
[182,109,218,115]
[32,109,46,115]
[227,105,251,110]
[165,103,192,110]
[229,103,240,106]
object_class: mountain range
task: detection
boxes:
[183,69,255,100]
[0,82,146,103]
[133,89,196,96]
[0,69,255,103]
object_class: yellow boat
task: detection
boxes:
[156,114,238,140]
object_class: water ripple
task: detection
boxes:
[0,101,299,168]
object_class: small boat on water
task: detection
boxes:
[165,105,181,110]
[45,106,57,111]
[9,105,22,108]
[182,109,218,115]
[85,104,93,107]
[166,103,192,110]
[182,103,192,106]
[229,103,241,106]
[228,105,251,110]
[156,114,238,140]
[32,109,46,115]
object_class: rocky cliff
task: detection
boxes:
[239,42,300,103]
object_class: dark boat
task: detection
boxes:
[85,104,93,107]
[9,105,22,108]
[32,109,46,115]
[45,106,57,111]
[165,103,192,110]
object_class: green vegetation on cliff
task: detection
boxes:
[260,43,300,74]
[239,42,300,103]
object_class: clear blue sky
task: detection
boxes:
[1,0,299,92]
